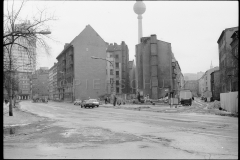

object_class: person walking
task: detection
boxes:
[113,95,117,106]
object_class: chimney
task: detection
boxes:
[64,43,69,49]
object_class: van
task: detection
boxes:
[179,90,193,106]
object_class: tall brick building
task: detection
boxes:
[106,42,129,95]
[217,27,238,93]
[135,34,183,99]
[56,25,107,101]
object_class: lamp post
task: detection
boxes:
[91,56,115,95]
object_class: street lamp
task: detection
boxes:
[91,56,115,95]
[91,56,113,66]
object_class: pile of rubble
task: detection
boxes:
[207,100,221,109]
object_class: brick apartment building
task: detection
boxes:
[48,63,58,100]
[229,30,238,91]
[217,27,238,93]
[105,42,129,96]
[135,34,183,99]
[128,60,136,95]
[56,25,107,101]
[210,70,221,101]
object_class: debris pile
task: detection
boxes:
[207,100,221,109]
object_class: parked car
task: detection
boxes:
[74,99,82,105]
[81,99,99,108]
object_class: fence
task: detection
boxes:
[220,91,238,114]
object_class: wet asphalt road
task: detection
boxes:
[4,100,238,159]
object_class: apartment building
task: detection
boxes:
[198,66,219,97]
[32,67,49,97]
[48,63,58,100]
[229,30,238,91]
[217,27,238,93]
[17,72,32,100]
[210,70,221,101]
[128,60,136,95]
[105,42,130,96]
[56,25,107,101]
[136,34,183,99]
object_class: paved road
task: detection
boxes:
[4,100,238,159]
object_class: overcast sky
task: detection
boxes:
[4,1,238,74]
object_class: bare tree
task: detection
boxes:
[3,0,56,116]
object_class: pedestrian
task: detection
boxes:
[113,95,117,106]
[105,97,107,104]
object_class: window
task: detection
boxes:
[110,78,114,84]
[110,69,113,75]
[116,71,119,75]
[115,55,119,59]
[115,63,119,68]
[116,80,119,85]
[116,87,119,93]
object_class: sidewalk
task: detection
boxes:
[3,102,44,128]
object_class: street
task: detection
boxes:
[4,100,238,159]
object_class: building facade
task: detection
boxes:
[56,44,74,102]
[32,67,49,98]
[48,63,58,100]
[17,72,32,100]
[198,66,219,97]
[229,30,238,92]
[105,42,130,96]
[210,70,221,101]
[56,25,107,101]
[184,80,198,97]
[136,34,182,99]
[128,60,136,95]
[217,27,238,93]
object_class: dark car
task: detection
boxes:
[81,99,99,108]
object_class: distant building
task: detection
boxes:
[17,72,32,100]
[32,67,49,97]
[210,70,220,101]
[135,34,183,99]
[198,66,219,97]
[229,30,238,91]
[217,27,238,93]
[184,80,198,97]
[128,60,136,96]
[105,42,130,96]
[56,25,107,101]
[197,71,204,80]
[48,63,58,100]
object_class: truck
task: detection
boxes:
[179,90,193,106]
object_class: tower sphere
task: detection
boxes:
[133,1,146,15]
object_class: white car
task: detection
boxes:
[74,99,82,105]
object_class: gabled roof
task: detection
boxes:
[70,24,106,44]
[217,27,238,43]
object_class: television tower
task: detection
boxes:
[133,1,146,43]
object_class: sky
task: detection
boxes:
[4,1,238,74]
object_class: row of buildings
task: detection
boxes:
[6,24,184,102]
[45,25,184,102]
[184,27,238,101]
